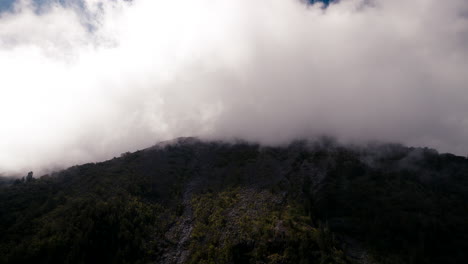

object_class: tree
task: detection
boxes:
[26,171,33,182]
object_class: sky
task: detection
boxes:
[0,0,467,175]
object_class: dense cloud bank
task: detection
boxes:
[1,0,467,174]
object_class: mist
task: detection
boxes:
[1,0,467,175]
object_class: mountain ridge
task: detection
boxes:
[1,138,468,264]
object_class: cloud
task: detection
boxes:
[0,0,467,175]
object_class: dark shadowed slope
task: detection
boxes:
[1,138,468,264]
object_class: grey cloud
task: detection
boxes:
[0,0,467,175]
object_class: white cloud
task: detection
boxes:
[0,0,467,175]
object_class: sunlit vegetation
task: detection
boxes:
[188,188,348,264]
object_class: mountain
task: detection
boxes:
[1,137,468,264]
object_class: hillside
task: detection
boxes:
[1,138,468,264]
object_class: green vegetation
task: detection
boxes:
[188,188,348,264]
[0,176,173,264]
[0,138,467,264]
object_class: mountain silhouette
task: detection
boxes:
[1,137,467,264]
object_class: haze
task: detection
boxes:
[1,0,467,175]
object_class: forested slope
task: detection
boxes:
[1,138,467,264]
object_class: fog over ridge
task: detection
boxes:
[1,0,468,175]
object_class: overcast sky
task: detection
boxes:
[1,0,468,175]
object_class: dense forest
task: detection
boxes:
[1,137,467,264]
